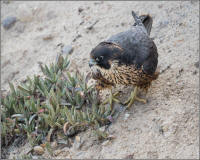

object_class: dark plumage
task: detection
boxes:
[89,11,159,108]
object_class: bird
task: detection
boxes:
[89,11,159,109]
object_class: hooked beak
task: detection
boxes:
[89,59,97,67]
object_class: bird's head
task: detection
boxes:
[89,42,123,69]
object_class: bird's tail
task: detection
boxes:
[132,11,153,36]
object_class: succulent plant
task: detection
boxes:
[1,54,117,153]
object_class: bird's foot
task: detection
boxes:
[103,91,120,109]
[123,87,147,109]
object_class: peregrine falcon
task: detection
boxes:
[89,11,159,109]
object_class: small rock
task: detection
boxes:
[2,16,17,30]
[124,113,130,120]
[80,20,84,25]
[107,115,114,123]
[40,143,46,148]
[51,141,58,148]
[107,135,116,140]
[99,126,106,132]
[179,68,184,73]
[121,22,125,26]
[33,146,44,155]
[62,45,74,55]
[167,82,171,86]
[43,34,54,40]
[179,22,184,26]
[194,61,199,68]
[57,139,69,146]
[54,150,62,156]
[75,136,81,142]
[76,151,85,157]
[101,140,110,146]
[162,125,168,133]
[78,7,84,14]
[73,136,84,150]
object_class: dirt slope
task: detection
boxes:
[1,1,199,159]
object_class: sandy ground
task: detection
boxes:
[1,1,199,159]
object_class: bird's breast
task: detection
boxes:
[91,63,136,85]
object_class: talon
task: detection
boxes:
[135,96,147,103]
[103,90,121,109]
[124,86,147,109]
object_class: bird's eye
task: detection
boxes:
[100,56,104,60]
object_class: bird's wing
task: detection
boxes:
[107,26,158,75]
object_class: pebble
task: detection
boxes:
[121,22,125,26]
[107,134,116,140]
[162,125,168,133]
[80,20,84,25]
[54,150,62,156]
[167,82,171,86]
[32,156,39,159]
[78,7,84,14]
[62,45,74,55]
[73,136,84,150]
[2,16,17,30]
[43,34,54,40]
[75,136,81,142]
[99,126,106,132]
[107,115,114,123]
[124,113,130,120]
[101,140,110,146]
[51,141,58,148]
[76,151,85,156]
[40,143,46,148]
[33,146,44,155]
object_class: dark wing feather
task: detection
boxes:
[133,15,153,36]
[106,25,158,76]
